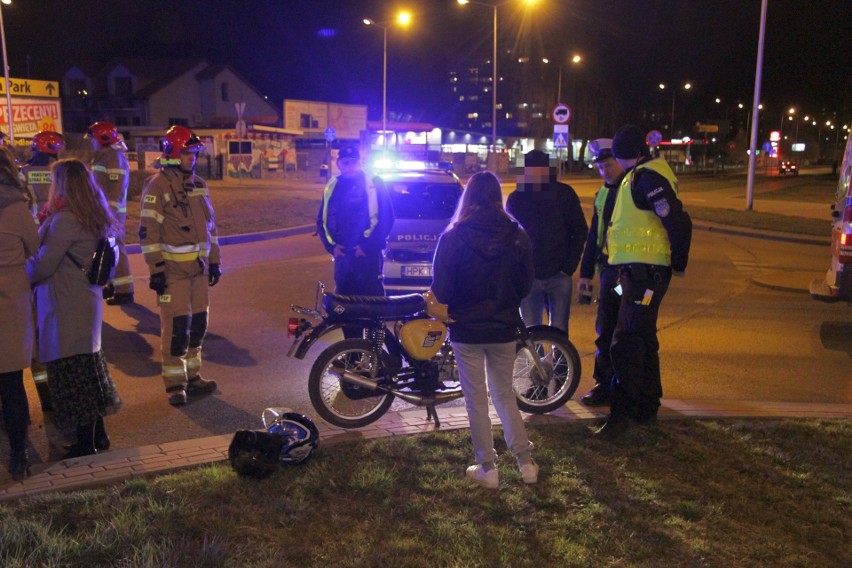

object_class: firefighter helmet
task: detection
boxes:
[161,125,203,159]
[32,131,65,155]
[86,121,120,145]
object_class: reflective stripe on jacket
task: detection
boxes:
[139,168,220,272]
[321,174,379,246]
[608,159,678,266]
[92,147,130,213]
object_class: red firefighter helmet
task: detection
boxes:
[32,131,65,155]
[161,125,203,159]
[86,121,119,145]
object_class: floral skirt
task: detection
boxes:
[46,350,123,430]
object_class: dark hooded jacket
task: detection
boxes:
[431,207,534,344]
[506,178,587,279]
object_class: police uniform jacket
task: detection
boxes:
[317,171,394,255]
[579,179,621,280]
[614,158,692,272]
[139,167,220,278]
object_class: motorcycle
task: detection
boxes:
[287,282,582,429]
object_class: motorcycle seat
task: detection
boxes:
[323,293,427,320]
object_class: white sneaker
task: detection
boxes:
[466,464,499,489]
[519,460,539,484]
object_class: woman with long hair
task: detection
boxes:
[27,158,122,459]
[0,145,39,480]
[431,171,538,489]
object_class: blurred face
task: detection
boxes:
[517,166,551,185]
[596,157,623,185]
[179,150,197,171]
[337,157,361,176]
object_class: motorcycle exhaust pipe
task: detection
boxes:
[339,370,464,407]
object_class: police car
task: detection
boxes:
[378,163,463,295]
[810,134,852,303]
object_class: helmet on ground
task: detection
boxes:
[266,412,319,465]
[86,121,120,145]
[228,430,285,479]
[32,131,65,155]
[161,125,203,159]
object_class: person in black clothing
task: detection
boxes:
[506,150,587,335]
[431,171,539,489]
[576,139,625,407]
[595,125,692,440]
[317,146,395,298]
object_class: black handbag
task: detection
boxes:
[66,237,119,286]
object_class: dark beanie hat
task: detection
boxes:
[612,124,649,159]
[524,149,551,167]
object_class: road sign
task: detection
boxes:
[324,126,336,142]
[551,103,571,124]
[234,102,246,117]
[553,124,569,148]
[696,123,719,133]
[0,77,59,98]
[646,130,663,147]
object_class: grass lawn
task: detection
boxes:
[2,418,849,567]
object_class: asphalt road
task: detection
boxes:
[12,167,851,467]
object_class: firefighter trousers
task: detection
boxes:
[157,268,209,391]
[110,211,134,295]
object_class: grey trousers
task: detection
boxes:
[452,341,533,466]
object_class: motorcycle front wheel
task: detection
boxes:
[513,326,582,414]
[308,339,395,428]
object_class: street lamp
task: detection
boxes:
[556,54,582,103]
[0,0,14,145]
[457,0,537,167]
[363,11,411,153]
[659,82,691,138]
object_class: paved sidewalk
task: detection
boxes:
[3,399,850,501]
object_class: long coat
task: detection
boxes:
[26,210,103,363]
[0,184,39,373]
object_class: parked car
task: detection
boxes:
[379,165,463,295]
[779,161,799,175]
[810,135,852,303]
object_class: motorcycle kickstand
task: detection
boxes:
[425,405,441,428]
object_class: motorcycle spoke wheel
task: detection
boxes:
[513,327,582,414]
[308,339,394,428]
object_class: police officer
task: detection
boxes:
[20,130,64,411]
[577,139,624,407]
[87,121,134,305]
[317,146,394,305]
[139,126,221,406]
[595,125,692,439]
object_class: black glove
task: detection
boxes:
[149,272,167,296]
[208,263,222,287]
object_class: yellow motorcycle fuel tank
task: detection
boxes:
[398,319,447,361]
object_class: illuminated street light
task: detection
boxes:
[364,11,412,149]
[659,82,691,137]
[0,0,13,145]
[458,0,538,167]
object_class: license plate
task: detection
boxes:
[402,265,432,277]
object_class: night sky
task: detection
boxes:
[4,0,850,127]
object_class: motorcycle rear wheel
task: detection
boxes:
[513,326,582,414]
[308,339,395,428]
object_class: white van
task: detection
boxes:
[810,134,852,303]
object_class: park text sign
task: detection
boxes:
[0,77,63,143]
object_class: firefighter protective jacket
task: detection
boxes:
[92,146,130,214]
[139,167,220,275]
